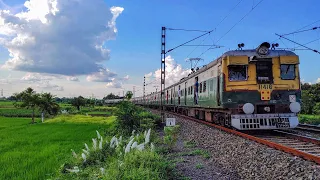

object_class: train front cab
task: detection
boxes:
[222,44,301,130]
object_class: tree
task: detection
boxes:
[71,96,86,111]
[7,96,17,101]
[301,90,316,114]
[13,87,41,123]
[103,93,120,100]
[38,93,60,117]
[125,91,133,100]
[86,98,95,108]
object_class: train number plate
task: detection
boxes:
[258,84,272,90]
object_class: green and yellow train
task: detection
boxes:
[133,42,301,130]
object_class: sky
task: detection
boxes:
[0,0,319,99]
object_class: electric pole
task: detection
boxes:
[133,86,135,98]
[160,27,166,123]
[143,76,146,105]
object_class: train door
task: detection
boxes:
[173,86,175,105]
[166,90,169,104]
[195,76,199,105]
[217,65,221,106]
[184,82,187,105]
[178,85,181,105]
[170,88,173,104]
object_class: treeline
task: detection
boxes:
[4,92,123,105]
[301,83,320,114]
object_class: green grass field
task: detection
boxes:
[0,115,115,180]
[299,114,320,125]
[0,101,15,108]
[0,101,115,118]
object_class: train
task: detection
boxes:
[105,98,124,104]
[132,42,302,130]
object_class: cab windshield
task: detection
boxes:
[280,64,295,80]
[228,65,247,81]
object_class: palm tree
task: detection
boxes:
[125,91,133,100]
[13,87,40,123]
[38,93,60,121]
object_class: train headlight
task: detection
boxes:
[290,102,301,113]
[256,42,270,56]
[243,103,254,114]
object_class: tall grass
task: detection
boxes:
[45,114,116,124]
[56,129,174,180]
[0,116,114,180]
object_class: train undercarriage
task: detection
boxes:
[143,104,299,130]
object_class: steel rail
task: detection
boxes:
[153,109,320,164]
[296,124,320,133]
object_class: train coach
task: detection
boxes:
[132,42,301,130]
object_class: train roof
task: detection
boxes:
[222,49,297,57]
[164,48,298,90]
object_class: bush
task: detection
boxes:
[163,125,180,151]
[55,129,174,180]
[115,101,160,135]
[115,101,141,135]
[138,111,162,127]
[299,114,320,125]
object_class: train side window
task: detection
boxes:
[191,86,193,95]
[203,81,207,92]
[210,79,213,91]
[200,82,203,93]
[228,65,248,81]
[280,64,295,80]
[188,87,190,95]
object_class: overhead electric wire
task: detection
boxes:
[294,37,320,48]
[277,48,309,50]
[276,33,320,54]
[295,19,320,32]
[272,19,320,43]
[197,0,264,58]
[166,30,214,53]
[280,27,320,36]
[280,38,289,49]
[215,0,264,44]
[185,0,243,59]
[166,28,210,33]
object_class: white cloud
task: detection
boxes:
[21,73,53,82]
[317,78,320,83]
[86,68,117,82]
[37,81,64,91]
[66,76,79,82]
[145,72,152,79]
[122,75,129,81]
[106,79,122,88]
[0,0,124,76]
[151,55,190,87]
[19,72,64,91]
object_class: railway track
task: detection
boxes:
[296,124,320,133]
[152,109,320,164]
[249,130,320,157]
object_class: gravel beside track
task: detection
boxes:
[154,110,320,180]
